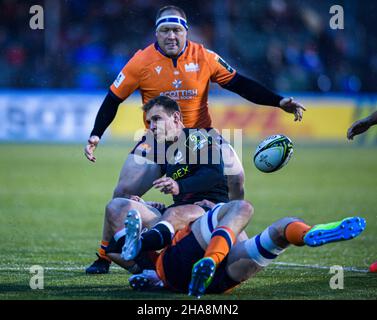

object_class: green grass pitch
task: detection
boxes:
[1,142,376,300]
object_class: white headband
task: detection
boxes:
[155,15,188,31]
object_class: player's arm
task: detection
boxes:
[153,141,225,195]
[222,73,306,121]
[84,52,141,162]
[84,91,122,162]
[84,91,123,162]
[153,164,224,195]
[347,110,377,140]
[206,50,306,121]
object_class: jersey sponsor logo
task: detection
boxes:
[160,89,198,100]
[155,66,162,75]
[113,72,125,88]
[171,165,189,180]
[185,131,210,152]
[172,79,182,89]
[184,62,200,72]
[217,56,234,73]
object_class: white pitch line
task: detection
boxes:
[271,262,369,273]
[0,266,124,272]
[0,263,369,273]
[0,266,85,271]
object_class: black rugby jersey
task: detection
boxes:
[165,128,229,206]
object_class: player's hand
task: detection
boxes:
[153,177,180,195]
[194,199,216,209]
[129,195,146,203]
[84,135,100,162]
[145,201,166,211]
[279,97,306,122]
[347,118,371,140]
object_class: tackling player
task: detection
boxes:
[85,5,306,274]
[120,200,366,298]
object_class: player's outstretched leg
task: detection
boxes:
[121,209,142,261]
[188,257,216,298]
[304,216,366,247]
[224,216,367,289]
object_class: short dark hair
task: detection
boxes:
[156,5,187,21]
[142,96,181,115]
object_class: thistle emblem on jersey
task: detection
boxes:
[172,79,182,89]
[155,66,162,75]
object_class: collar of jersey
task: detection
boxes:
[154,41,188,65]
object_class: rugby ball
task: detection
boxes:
[253,134,293,173]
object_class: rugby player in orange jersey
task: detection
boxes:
[84,5,306,274]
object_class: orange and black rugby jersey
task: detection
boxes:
[110,41,236,128]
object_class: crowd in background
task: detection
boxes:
[2,0,377,93]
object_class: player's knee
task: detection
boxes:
[162,208,183,229]
[235,200,254,222]
[105,198,132,221]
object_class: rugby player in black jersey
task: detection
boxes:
[103,95,234,271]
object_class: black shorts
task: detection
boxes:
[162,203,213,213]
[160,228,240,294]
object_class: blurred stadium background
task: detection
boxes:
[1,0,377,143]
[1,0,377,300]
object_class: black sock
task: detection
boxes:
[141,222,173,252]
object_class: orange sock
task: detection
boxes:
[285,221,312,246]
[204,226,236,265]
[98,240,111,262]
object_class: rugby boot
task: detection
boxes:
[121,209,142,261]
[85,253,110,274]
[188,257,216,298]
[304,216,366,247]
